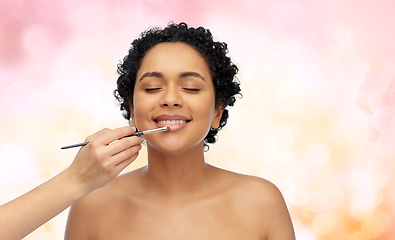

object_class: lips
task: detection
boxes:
[153,114,191,131]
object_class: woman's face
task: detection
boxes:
[130,42,223,154]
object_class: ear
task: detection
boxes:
[211,103,225,129]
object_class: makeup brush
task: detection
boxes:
[61,126,170,150]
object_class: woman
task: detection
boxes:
[65,22,295,239]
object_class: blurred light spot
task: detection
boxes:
[361,216,385,238]
[25,89,50,117]
[374,210,393,233]
[0,144,40,185]
[263,147,293,165]
[274,83,296,103]
[280,38,308,63]
[372,106,395,133]
[239,57,258,90]
[72,69,103,110]
[370,169,390,189]
[323,185,344,209]
[293,219,318,240]
[339,106,370,128]
[145,0,164,4]
[302,143,331,167]
[328,106,370,151]
[49,67,103,111]
[312,81,337,109]
[41,231,56,240]
[368,88,395,112]
[333,27,355,50]
[306,191,328,213]
[66,2,108,31]
[313,212,336,235]
[114,0,143,21]
[364,143,387,165]
[274,95,307,116]
[286,167,309,186]
[261,124,294,165]
[383,56,395,74]
[286,185,309,206]
[349,231,370,240]
[336,85,360,104]
[21,25,55,61]
[275,64,323,102]
[334,62,369,88]
[3,83,31,116]
[258,162,286,185]
[350,192,383,221]
[377,132,395,167]
[381,70,393,90]
[349,169,383,220]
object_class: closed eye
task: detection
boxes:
[183,88,200,92]
[145,88,161,92]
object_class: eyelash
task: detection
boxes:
[145,88,200,92]
[183,88,200,92]
[145,88,161,92]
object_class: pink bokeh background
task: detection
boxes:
[1,0,395,239]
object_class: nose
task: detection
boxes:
[159,85,183,108]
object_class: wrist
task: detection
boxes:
[59,168,93,201]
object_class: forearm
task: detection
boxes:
[0,168,90,240]
[0,126,141,240]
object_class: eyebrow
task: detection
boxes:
[139,71,206,82]
[139,72,163,81]
[179,71,206,81]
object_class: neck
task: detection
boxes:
[142,143,211,198]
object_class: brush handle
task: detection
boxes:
[61,132,142,150]
[61,142,89,149]
[61,127,168,150]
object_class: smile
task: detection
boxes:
[156,120,188,125]
[154,119,190,131]
[153,114,191,132]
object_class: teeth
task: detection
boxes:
[157,120,187,125]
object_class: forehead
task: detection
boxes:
[137,42,211,76]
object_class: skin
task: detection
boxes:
[0,126,142,240]
[65,42,295,240]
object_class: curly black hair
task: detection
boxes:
[114,22,241,149]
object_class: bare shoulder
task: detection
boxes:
[211,166,295,240]
[211,166,284,204]
[236,173,284,206]
[65,168,143,239]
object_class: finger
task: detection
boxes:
[85,128,112,142]
[96,126,137,146]
[111,144,142,165]
[107,136,142,156]
[114,151,140,173]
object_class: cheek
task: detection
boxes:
[189,96,216,120]
[132,93,151,125]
